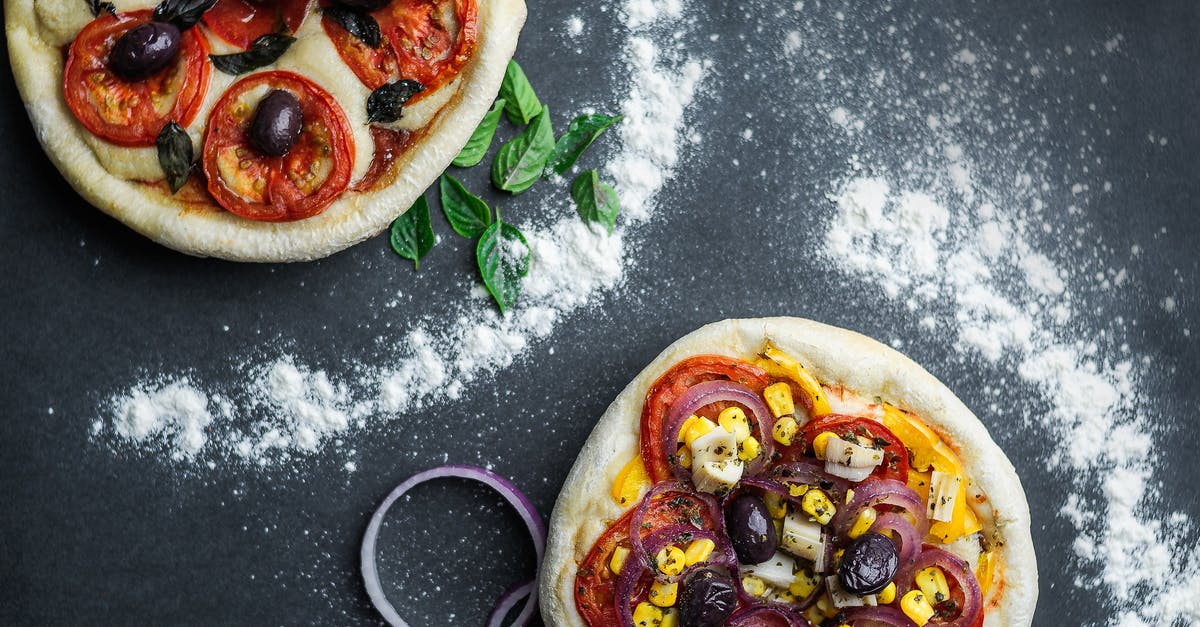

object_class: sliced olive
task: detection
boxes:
[108,22,181,81]
[334,0,392,10]
[724,493,777,564]
[837,531,900,595]
[248,90,303,157]
[677,568,737,627]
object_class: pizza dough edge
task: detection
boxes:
[539,317,1038,626]
[5,0,526,262]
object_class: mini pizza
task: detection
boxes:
[540,318,1037,626]
[6,0,524,261]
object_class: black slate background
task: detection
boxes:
[2,1,1198,625]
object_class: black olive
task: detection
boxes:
[837,531,900,595]
[334,0,392,10]
[108,22,181,81]
[724,494,777,564]
[677,568,737,627]
[248,90,303,157]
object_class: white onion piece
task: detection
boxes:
[361,465,546,627]
[824,460,874,482]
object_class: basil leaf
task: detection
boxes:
[571,170,620,233]
[152,0,217,30]
[546,114,623,175]
[491,106,554,194]
[439,174,492,238]
[476,219,531,314]
[210,34,296,75]
[390,195,436,270]
[86,0,116,18]
[367,80,425,124]
[322,6,380,48]
[156,121,193,194]
[452,99,505,168]
[499,60,541,125]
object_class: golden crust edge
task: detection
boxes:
[538,317,1038,626]
[5,0,526,262]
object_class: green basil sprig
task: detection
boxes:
[571,170,620,233]
[546,114,623,176]
[210,34,296,75]
[492,106,554,194]
[439,174,493,238]
[476,216,530,314]
[152,0,217,30]
[499,60,541,125]
[453,99,506,168]
[323,6,381,48]
[156,121,193,194]
[368,79,425,124]
[390,195,436,270]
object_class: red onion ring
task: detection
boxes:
[361,465,546,627]
[870,512,922,566]
[662,380,777,479]
[895,547,983,627]
[640,525,738,583]
[728,604,814,626]
[628,481,723,570]
[833,479,928,537]
[840,606,919,626]
[769,460,851,501]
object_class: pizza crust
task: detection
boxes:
[539,317,1037,626]
[6,0,526,262]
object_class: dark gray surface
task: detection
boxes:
[2,1,1197,625]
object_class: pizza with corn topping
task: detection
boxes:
[6,0,524,261]
[540,318,1036,626]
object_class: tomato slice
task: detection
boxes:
[202,71,354,221]
[203,0,311,49]
[63,11,211,147]
[574,488,719,625]
[793,414,910,483]
[350,127,413,192]
[323,0,477,99]
[639,356,771,483]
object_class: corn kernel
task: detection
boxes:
[741,575,767,597]
[633,601,664,626]
[659,608,679,627]
[833,548,844,565]
[774,589,797,603]
[802,488,836,525]
[816,594,838,617]
[609,546,630,575]
[848,507,878,538]
[788,567,820,598]
[680,416,716,447]
[655,546,686,577]
[772,416,799,446]
[763,382,796,418]
[813,431,836,459]
[877,581,897,604]
[900,590,935,625]
[676,446,692,469]
[916,566,950,604]
[718,406,752,441]
[738,436,761,461]
[803,606,825,625]
[683,538,715,566]
[787,482,810,497]
[845,488,855,504]
[649,581,678,607]
[764,491,788,519]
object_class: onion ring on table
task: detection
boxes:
[361,465,545,627]
[662,380,777,479]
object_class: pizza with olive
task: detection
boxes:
[6,0,524,261]
[540,318,1037,626]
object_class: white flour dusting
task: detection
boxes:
[101,0,705,466]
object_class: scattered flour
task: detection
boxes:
[103,0,705,467]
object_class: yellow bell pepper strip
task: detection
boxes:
[756,341,832,417]
[611,454,652,506]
